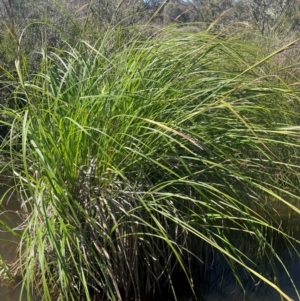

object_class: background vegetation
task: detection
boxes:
[1,1,300,301]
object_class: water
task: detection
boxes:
[0,183,300,301]
[196,247,300,301]
[0,184,27,301]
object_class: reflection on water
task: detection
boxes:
[0,182,300,301]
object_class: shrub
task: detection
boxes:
[2,26,300,301]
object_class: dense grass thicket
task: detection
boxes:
[1,25,300,301]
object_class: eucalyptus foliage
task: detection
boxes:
[2,26,300,301]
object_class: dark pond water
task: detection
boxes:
[0,183,300,301]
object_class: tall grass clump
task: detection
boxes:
[2,26,300,301]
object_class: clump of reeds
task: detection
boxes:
[2,25,300,301]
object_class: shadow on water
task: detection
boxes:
[158,245,300,301]
[214,199,300,301]
[194,244,300,301]
[156,198,300,301]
